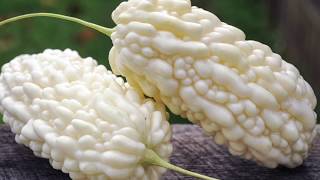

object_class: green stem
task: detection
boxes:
[143,149,219,180]
[0,13,114,36]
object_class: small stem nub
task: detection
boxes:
[143,149,219,180]
[0,13,114,36]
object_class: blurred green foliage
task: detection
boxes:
[0,0,279,124]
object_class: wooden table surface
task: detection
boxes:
[0,124,319,180]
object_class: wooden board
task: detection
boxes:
[0,124,319,180]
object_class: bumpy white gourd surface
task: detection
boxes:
[109,0,318,168]
[0,49,172,180]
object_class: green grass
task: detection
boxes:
[0,0,278,124]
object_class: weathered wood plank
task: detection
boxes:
[0,124,319,180]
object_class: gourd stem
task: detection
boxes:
[0,13,114,36]
[143,149,219,180]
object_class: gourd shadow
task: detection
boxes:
[0,125,70,180]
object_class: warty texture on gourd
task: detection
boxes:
[109,0,318,168]
[0,49,172,180]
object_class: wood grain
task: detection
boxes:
[0,124,319,180]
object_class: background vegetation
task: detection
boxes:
[0,0,283,124]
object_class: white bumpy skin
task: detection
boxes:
[109,0,318,168]
[0,49,172,180]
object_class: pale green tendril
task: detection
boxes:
[0,13,114,36]
[143,149,218,180]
